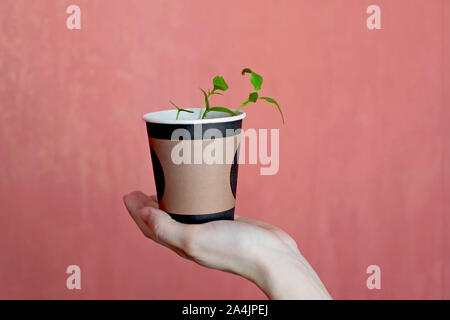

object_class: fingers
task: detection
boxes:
[139,206,188,248]
[123,191,192,252]
[123,191,155,238]
[123,191,156,211]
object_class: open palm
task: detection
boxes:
[123,191,330,299]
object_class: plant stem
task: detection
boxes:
[235,99,250,114]
[198,89,216,119]
[198,101,206,119]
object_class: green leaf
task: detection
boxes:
[241,68,252,75]
[259,97,285,124]
[203,107,237,118]
[176,109,192,119]
[171,100,193,112]
[248,92,258,102]
[170,100,180,109]
[209,107,237,115]
[176,109,194,120]
[200,88,210,110]
[171,101,193,120]
[241,68,263,91]
[250,72,263,91]
[213,76,229,91]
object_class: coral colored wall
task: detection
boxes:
[0,0,449,299]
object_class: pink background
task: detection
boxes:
[0,0,449,299]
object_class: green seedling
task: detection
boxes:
[170,68,284,123]
[170,101,194,120]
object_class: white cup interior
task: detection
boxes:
[143,108,246,125]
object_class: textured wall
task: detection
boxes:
[0,0,448,299]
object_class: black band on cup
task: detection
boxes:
[146,120,242,140]
[167,208,235,224]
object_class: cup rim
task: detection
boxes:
[143,108,246,125]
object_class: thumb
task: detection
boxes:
[139,206,190,250]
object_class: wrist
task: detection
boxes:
[253,248,331,300]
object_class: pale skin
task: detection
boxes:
[123,191,331,300]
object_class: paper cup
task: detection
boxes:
[143,108,245,224]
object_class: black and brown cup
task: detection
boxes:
[143,108,245,224]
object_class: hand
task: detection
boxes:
[123,191,331,300]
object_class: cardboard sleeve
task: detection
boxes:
[146,120,242,224]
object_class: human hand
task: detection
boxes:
[123,191,331,300]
